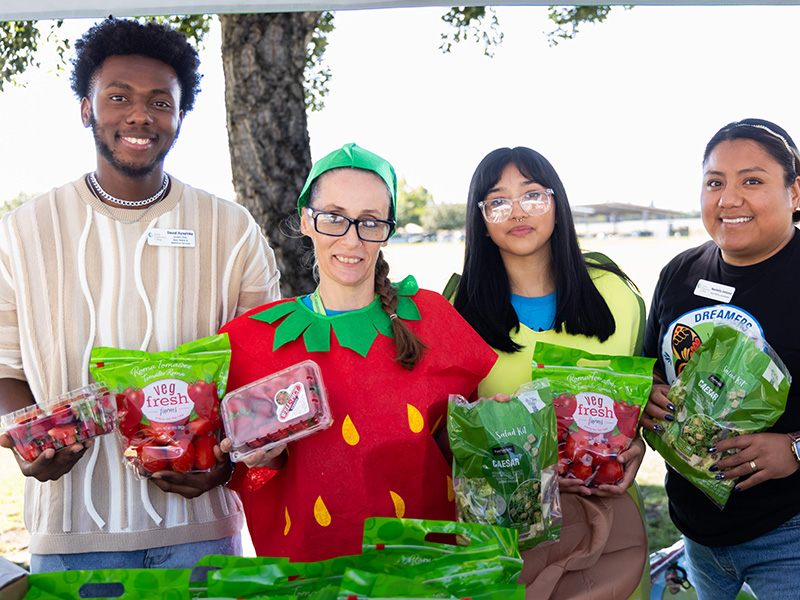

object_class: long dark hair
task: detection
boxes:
[452,146,630,353]
[704,118,800,223]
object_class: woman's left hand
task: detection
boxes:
[710,432,799,492]
[589,436,646,497]
[559,437,645,498]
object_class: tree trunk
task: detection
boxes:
[219,13,320,297]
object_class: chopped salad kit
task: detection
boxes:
[89,334,231,477]
[0,383,116,462]
[221,360,333,462]
[644,323,791,507]
[448,379,562,550]
[532,343,655,487]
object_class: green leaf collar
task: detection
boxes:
[249,275,421,357]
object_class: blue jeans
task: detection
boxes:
[683,511,800,600]
[30,532,242,573]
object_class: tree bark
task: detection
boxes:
[220,13,320,297]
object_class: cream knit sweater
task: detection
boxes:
[0,175,280,554]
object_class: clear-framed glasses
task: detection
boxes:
[306,207,395,242]
[478,188,554,223]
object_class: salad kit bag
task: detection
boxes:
[447,379,561,550]
[337,568,526,599]
[644,323,791,507]
[90,334,231,478]
[532,343,655,487]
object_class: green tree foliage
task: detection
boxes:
[0,20,69,91]
[0,192,36,217]
[422,203,466,231]
[396,178,434,228]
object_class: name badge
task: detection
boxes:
[694,279,735,303]
[147,229,196,248]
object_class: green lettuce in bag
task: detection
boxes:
[533,343,655,487]
[90,334,230,478]
[644,323,791,507]
[448,378,561,550]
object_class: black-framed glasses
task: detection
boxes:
[478,188,554,223]
[306,207,395,242]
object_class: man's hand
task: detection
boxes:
[0,432,93,481]
[149,446,233,499]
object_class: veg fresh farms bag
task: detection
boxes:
[644,323,791,507]
[24,569,190,600]
[448,379,561,550]
[90,334,230,478]
[532,343,655,487]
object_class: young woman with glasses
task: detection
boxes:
[219,143,497,562]
[452,147,650,599]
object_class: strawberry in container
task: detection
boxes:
[0,383,117,462]
[221,360,333,462]
[89,334,230,478]
[533,342,655,487]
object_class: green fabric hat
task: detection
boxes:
[297,143,398,220]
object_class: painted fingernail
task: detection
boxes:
[715,473,725,480]
[666,402,675,412]
[733,486,742,493]
[653,424,663,432]
[707,446,717,453]
[664,413,675,422]
[708,464,719,472]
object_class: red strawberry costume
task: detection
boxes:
[221,276,496,561]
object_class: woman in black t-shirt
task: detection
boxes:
[641,118,800,600]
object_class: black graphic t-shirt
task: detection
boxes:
[644,229,800,546]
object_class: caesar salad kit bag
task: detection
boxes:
[643,323,791,507]
[448,378,561,550]
[90,334,231,478]
[532,342,655,487]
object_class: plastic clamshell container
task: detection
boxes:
[221,360,333,462]
[0,383,116,462]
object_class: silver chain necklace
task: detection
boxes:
[89,172,169,207]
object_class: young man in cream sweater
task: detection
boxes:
[0,18,280,572]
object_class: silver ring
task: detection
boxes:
[749,460,757,471]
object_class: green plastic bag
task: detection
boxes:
[644,323,791,507]
[533,343,655,487]
[337,568,525,599]
[24,569,190,600]
[90,334,231,478]
[447,379,561,550]
[361,517,520,570]
[205,555,364,599]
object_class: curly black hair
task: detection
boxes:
[70,18,201,114]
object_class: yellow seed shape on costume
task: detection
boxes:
[284,506,291,536]
[314,496,332,527]
[447,475,454,502]
[342,415,360,446]
[430,414,442,434]
[390,491,406,518]
[407,404,424,433]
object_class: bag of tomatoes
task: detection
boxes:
[532,343,655,487]
[89,334,230,478]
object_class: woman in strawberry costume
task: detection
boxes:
[451,147,649,599]
[220,144,496,562]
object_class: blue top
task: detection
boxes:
[511,292,556,332]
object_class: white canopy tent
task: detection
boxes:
[2,0,798,21]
